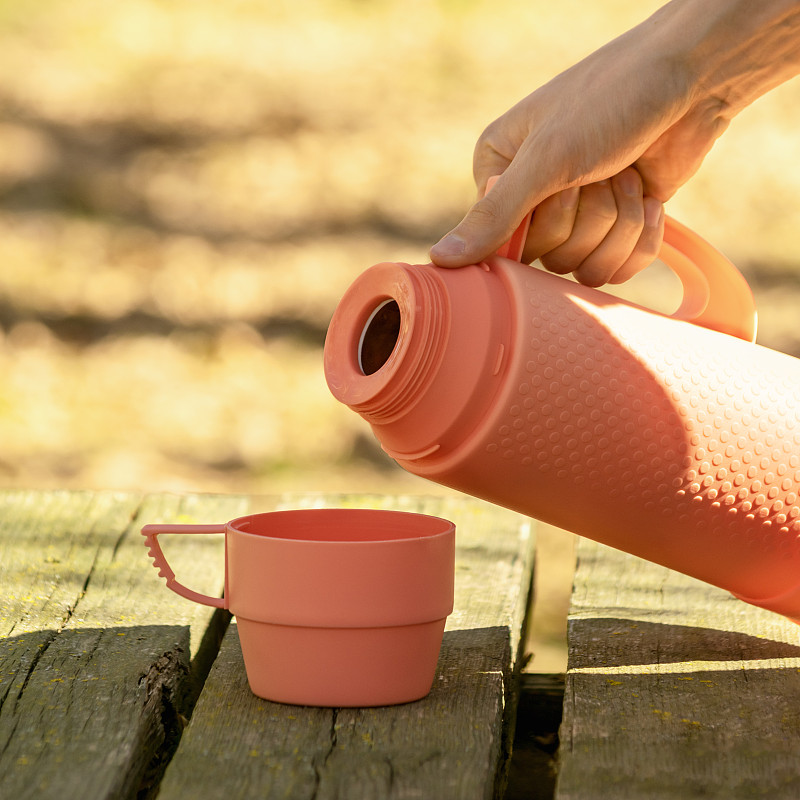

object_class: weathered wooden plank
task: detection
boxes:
[157,493,536,800]
[0,490,249,800]
[556,538,800,800]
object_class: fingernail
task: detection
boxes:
[431,233,466,258]
[560,186,580,209]
[644,198,664,227]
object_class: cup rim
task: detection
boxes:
[226,507,455,544]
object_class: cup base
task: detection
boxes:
[236,617,446,707]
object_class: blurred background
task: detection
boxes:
[2,0,799,672]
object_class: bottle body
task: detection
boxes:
[324,254,800,620]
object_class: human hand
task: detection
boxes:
[430,0,800,285]
[516,171,666,287]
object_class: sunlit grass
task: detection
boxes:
[0,0,799,498]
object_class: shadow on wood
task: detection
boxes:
[567,617,800,670]
[558,537,800,800]
[0,625,207,800]
[158,623,524,800]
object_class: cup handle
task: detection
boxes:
[141,523,228,608]
[659,215,757,342]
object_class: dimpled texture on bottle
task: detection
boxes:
[323,218,800,621]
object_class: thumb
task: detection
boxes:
[429,169,536,267]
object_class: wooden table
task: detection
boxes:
[3,490,800,799]
[0,491,534,800]
[552,538,800,800]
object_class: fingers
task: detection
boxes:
[519,187,580,264]
[532,168,664,286]
[430,164,665,285]
[564,170,648,286]
[538,179,620,280]
[429,166,537,268]
[607,196,664,284]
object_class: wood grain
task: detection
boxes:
[556,538,800,800]
[0,490,250,800]
[157,493,536,800]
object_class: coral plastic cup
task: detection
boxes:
[142,508,455,707]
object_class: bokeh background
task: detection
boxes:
[2,0,800,671]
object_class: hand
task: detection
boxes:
[520,172,665,287]
[430,0,800,285]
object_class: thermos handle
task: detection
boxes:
[141,523,228,608]
[659,216,757,342]
[486,176,534,263]
[487,177,758,343]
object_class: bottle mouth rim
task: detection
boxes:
[323,262,450,423]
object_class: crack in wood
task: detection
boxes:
[311,709,339,798]
[0,630,59,756]
[136,649,192,799]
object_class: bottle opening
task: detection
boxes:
[358,299,401,375]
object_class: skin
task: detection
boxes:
[430,0,800,286]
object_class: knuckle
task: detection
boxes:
[579,194,618,225]
[475,122,501,153]
[612,167,643,192]
[539,230,571,254]
[527,220,572,258]
[574,262,612,287]
[614,204,645,231]
[464,197,507,237]
[634,227,663,261]
[540,251,574,275]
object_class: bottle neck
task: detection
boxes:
[323,261,450,424]
[324,258,515,467]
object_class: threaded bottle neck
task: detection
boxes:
[324,262,450,423]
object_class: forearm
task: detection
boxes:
[657,0,800,117]
[431,0,800,273]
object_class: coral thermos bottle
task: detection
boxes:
[323,203,800,621]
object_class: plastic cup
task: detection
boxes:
[142,508,455,706]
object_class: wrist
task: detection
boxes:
[661,0,800,116]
